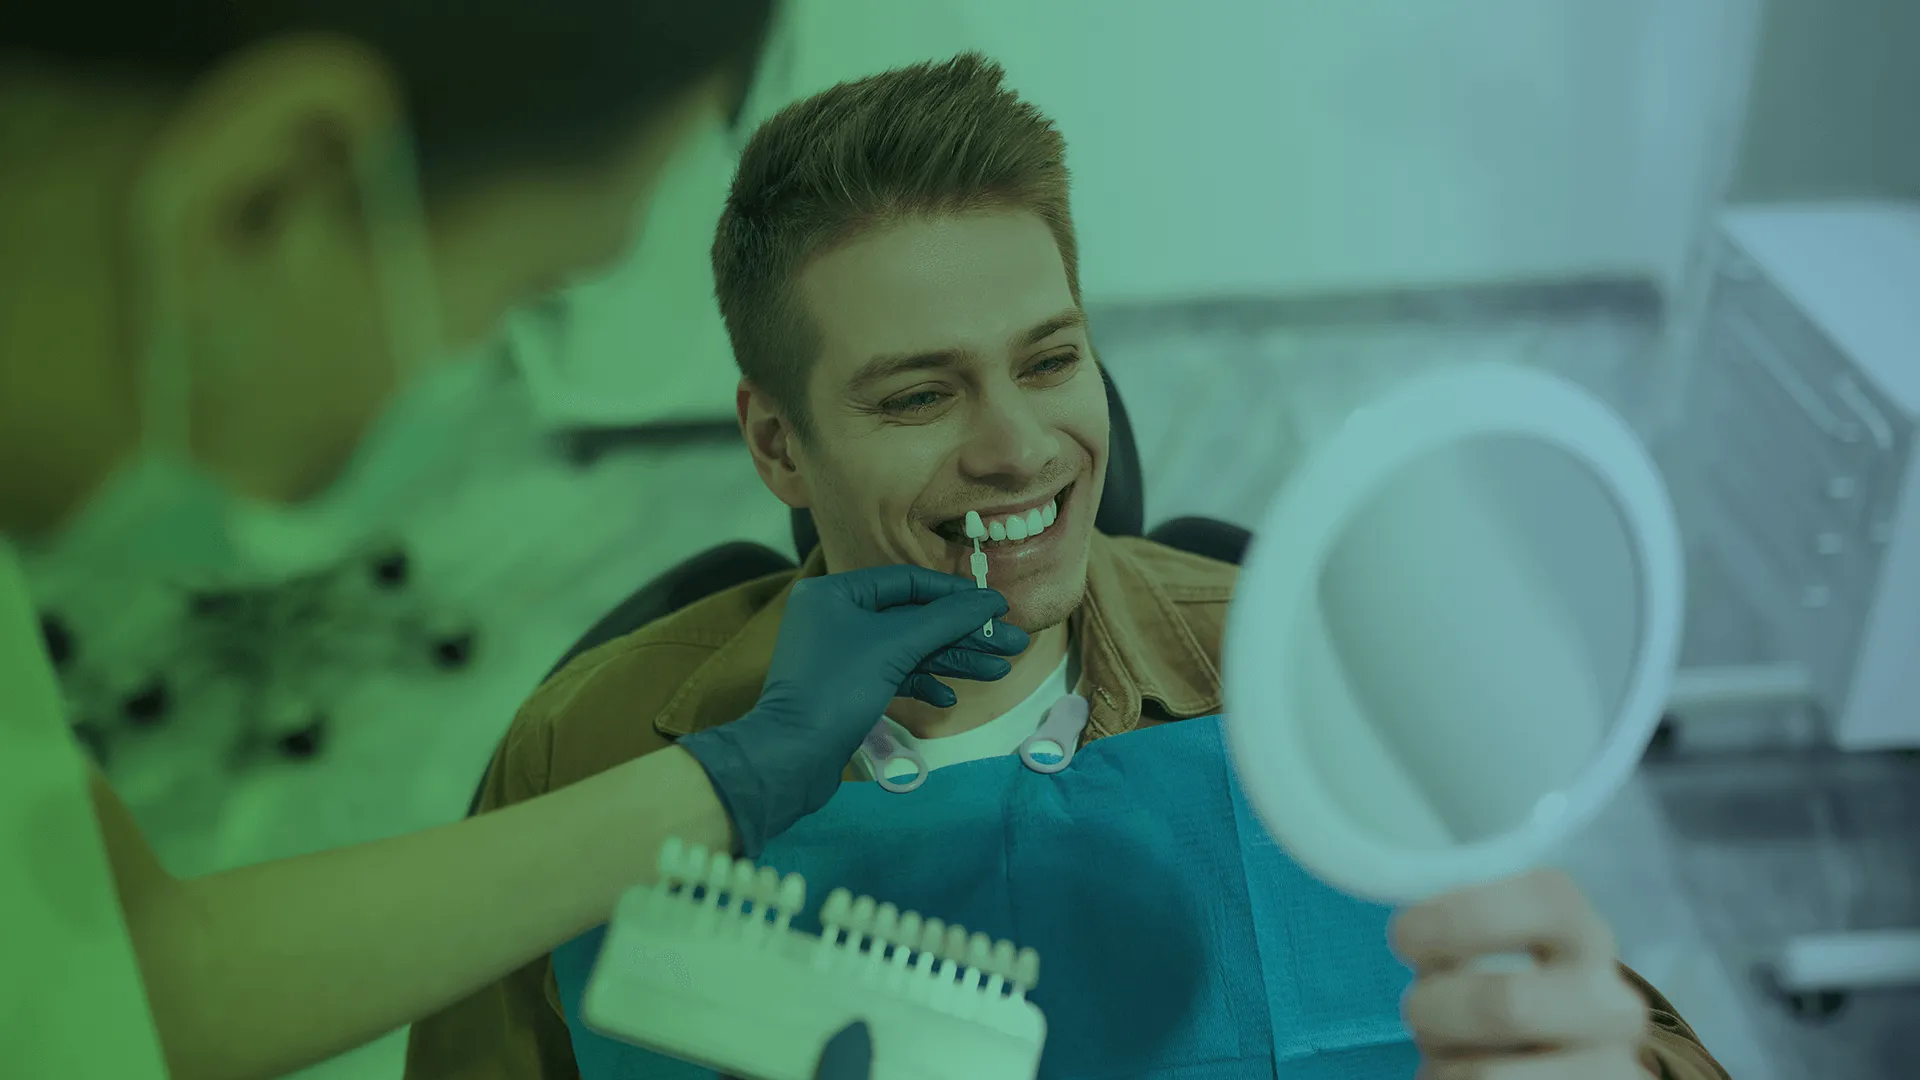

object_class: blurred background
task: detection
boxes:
[18,0,1920,1076]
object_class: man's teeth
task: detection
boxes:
[963,499,1059,545]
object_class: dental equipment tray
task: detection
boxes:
[582,838,1047,1080]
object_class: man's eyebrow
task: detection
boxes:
[847,307,1089,390]
[1019,307,1088,349]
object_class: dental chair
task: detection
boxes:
[467,364,1250,815]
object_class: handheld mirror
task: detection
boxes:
[1224,363,1684,905]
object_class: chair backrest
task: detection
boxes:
[790,361,1145,562]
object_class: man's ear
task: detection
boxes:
[738,380,809,509]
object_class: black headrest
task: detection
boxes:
[791,361,1143,562]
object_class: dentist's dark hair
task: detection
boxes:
[2,0,778,189]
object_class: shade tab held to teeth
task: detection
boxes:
[971,536,992,638]
[964,510,986,540]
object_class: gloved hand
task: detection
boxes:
[814,1022,872,1080]
[678,564,1029,858]
[723,1021,871,1080]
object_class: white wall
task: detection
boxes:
[510,116,742,430]
[1730,0,1920,202]
[517,0,1762,428]
[948,0,1758,304]
[513,0,976,431]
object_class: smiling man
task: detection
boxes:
[729,209,1117,763]
[404,53,1725,1080]
[706,57,1133,770]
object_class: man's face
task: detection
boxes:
[758,210,1108,633]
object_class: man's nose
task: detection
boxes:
[960,392,1061,480]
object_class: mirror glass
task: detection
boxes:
[1225,363,1682,905]
[1296,435,1640,850]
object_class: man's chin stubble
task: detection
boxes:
[1008,582,1089,639]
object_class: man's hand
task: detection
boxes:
[1391,869,1655,1079]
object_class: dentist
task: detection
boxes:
[0,6,1023,1080]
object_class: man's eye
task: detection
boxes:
[1026,351,1081,378]
[883,390,947,414]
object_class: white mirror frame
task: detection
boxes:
[1224,363,1685,905]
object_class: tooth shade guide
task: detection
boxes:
[589,842,1048,1078]
[972,537,992,638]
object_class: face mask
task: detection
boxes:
[41,135,456,588]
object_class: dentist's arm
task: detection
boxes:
[96,747,731,1080]
[97,565,1023,1080]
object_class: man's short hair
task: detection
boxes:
[711,52,1080,439]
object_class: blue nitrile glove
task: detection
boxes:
[678,564,1030,858]
[721,1021,870,1080]
[815,1022,872,1080]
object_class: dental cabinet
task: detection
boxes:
[1680,202,1920,752]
